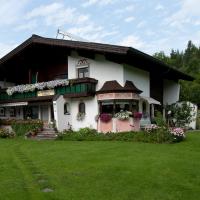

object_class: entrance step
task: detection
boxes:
[29,128,57,140]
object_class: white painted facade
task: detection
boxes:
[0,51,182,131]
[70,96,98,131]
[53,95,71,131]
[163,79,180,105]
[123,64,150,97]
[53,95,98,131]
[61,53,182,131]
[68,52,124,90]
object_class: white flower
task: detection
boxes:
[6,79,69,96]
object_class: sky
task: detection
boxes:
[0,0,200,58]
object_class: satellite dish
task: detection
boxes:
[56,29,89,42]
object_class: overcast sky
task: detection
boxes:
[0,0,200,58]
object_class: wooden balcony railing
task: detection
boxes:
[0,78,98,102]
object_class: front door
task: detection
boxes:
[41,105,49,121]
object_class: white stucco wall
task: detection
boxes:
[123,64,150,97]
[68,52,124,90]
[70,96,98,131]
[163,79,180,105]
[53,95,71,131]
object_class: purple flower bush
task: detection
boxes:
[169,127,185,142]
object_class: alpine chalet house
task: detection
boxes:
[0,35,193,132]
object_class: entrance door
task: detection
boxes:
[41,105,49,121]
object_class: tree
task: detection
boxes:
[166,102,194,127]
[154,40,200,105]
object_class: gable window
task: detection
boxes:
[79,102,85,114]
[76,58,89,78]
[77,67,89,78]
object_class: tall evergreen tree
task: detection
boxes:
[154,41,200,105]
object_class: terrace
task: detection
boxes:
[0,78,98,103]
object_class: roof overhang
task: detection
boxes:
[0,102,28,107]
[0,34,194,81]
[141,96,161,105]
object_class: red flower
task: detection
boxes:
[133,112,142,119]
[100,113,112,123]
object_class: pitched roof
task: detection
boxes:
[0,34,194,81]
[96,80,143,94]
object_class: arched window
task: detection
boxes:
[79,102,85,114]
[64,102,70,115]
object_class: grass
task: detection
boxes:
[0,132,200,200]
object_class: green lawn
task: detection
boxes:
[0,132,200,200]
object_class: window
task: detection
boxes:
[76,58,90,78]
[77,67,89,78]
[115,101,130,113]
[0,107,5,116]
[64,102,70,115]
[79,102,85,114]
[101,101,114,114]
[10,108,16,117]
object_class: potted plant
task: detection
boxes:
[114,111,132,120]
[133,112,142,120]
[100,113,112,123]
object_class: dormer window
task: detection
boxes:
[76,59,89,78]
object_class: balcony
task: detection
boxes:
[0,78,98,103]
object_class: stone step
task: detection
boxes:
[35,137,56,140]
[39,131,56,134]
[37,133,56,137]
[36,135,57,138]
[27,126,58,140]
[33,135,57,138]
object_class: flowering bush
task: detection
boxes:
[169,127,185,142]
[114,111,132,120]
[100,113,112,123]
[143,124,185,143]
[6,79,69,96]
[144,124,159,133]
[133,112,142,119]
[11,119,43,136]
[0,128,15,138]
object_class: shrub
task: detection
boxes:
[196,110,200,130]
[169,127,185,142]
[58,127,180,143]
[0,119,16,126]
[154,111,166,127]
[0,129,15,138]
[144,124,159,133]
[11,120,43,136]
[166,102,194,127]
